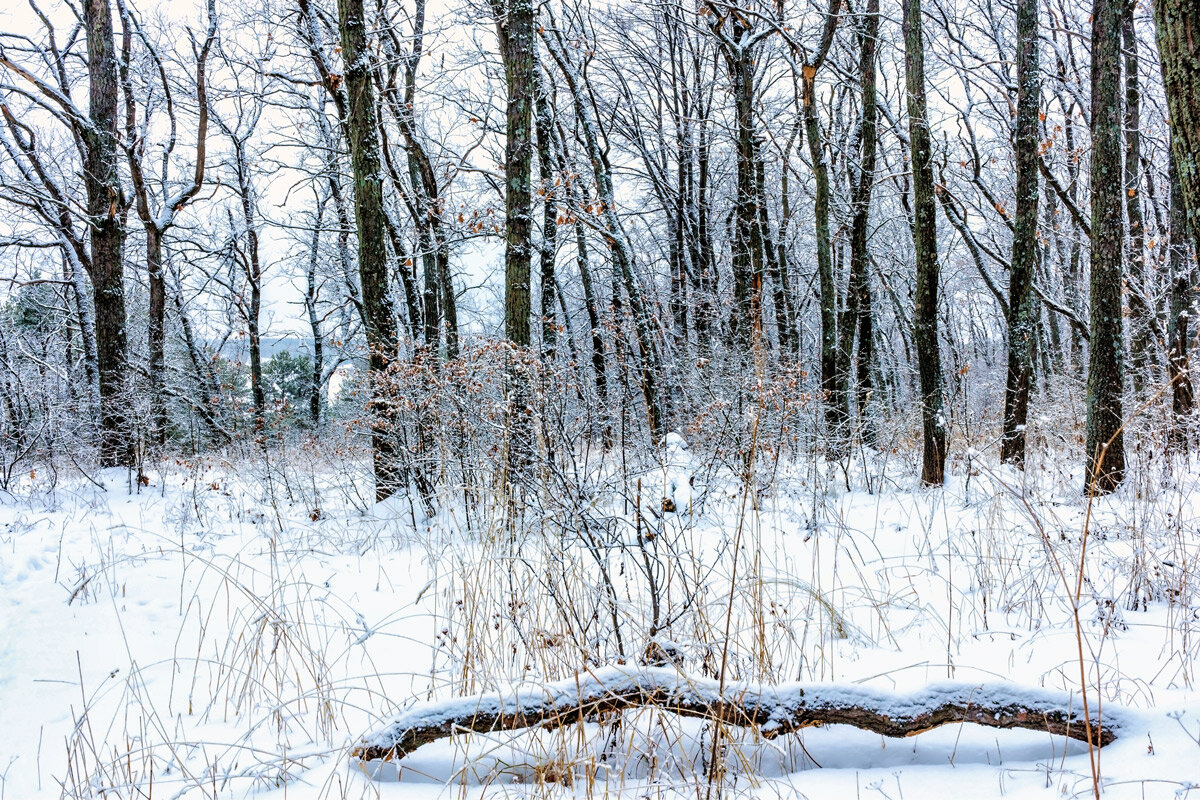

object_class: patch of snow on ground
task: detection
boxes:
[0,451,1199,799]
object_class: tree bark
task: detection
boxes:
[306,198,326,427]
[903,0,946,485]
[232,138,266,426]
[1085,0,1126,494]
[1000,0,1040,466]
[1166,150,1196,450]
[1153,0,1200,260]
[492,0,536,474]
[693,98,717,354]
[1154,0,1200,452]
[535,78,558,358]
[797,0,841,442]
[1123,2,1153,395]
[835,0,883,450]
[83,0,131,468]
[724,41,763,355]
[146,227,168,437]
[834,0,880,451]
[336,0,402,502]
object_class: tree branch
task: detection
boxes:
[352,666,1120,764]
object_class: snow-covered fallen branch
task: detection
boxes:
[352,666,1119,762]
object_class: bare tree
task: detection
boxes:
[118,0,216,444]
[999,0,1040,465]
[1085,0,1126,494]
[903,0,946,485]
[335,0,403,501]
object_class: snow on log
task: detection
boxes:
[352,666,1118,761]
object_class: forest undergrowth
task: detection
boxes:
[2,402,1199,800]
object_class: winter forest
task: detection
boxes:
[2,0,1200,796]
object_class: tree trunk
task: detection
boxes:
[1166,150,1196,450]
[835,0,880,452]
[306,200,326,427]
[63,247,102,425]
[535,80,558,358]
[493,0,536,473]
[1123,3,1153,395]
[170,266,227,443]
[1154,0,1200,260]
[553,121,612,446]
[1084,0,1126,494]
[233,141,266,427]
[669,45,689,358]
[857,284,876,446]
[336,0,402,503]
[1154,0,1200,452]
[146,226,168,442]
[726,46,763,354]
[83,0,131,468]
[999,0,1040,466]
[903,0,946,485]
[757,156,791,356]
[803,63,839,443]
[693,103,717,353]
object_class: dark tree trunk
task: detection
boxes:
[306,200,326,427]
[668,33,689,357]
[1166,150,1196,450]
[436,240,458,359]
[1000,0,1040,466]
[233,141,267,426]
[693,103,717,353]
[83,0,131,468]
[336,0,402,502]
[903,0,946,485]
[553,120,612,446]
[1057,88,1087,370]
[1084,0,1126,494]
[384,0,457,359]
[145,226,168,442]
[803,59,838,442]
[420,216,440,350]
[535,81,558,358]
[1154,0,1200,260]
[493,0,536,471]
[835,0,879,451]
[1154,0,1200,452]
[1123,3,1153,395]
[856,282,876,445]
[757,156,791,356]
[724,43,763,354]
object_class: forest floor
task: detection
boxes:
[2,440,1200,799]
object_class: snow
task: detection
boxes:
[2,452,1200,799]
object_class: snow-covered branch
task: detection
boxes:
[353,666,1120,762]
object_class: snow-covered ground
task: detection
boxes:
[3,444,1200,799]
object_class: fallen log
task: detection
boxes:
[352,666,1119,762]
